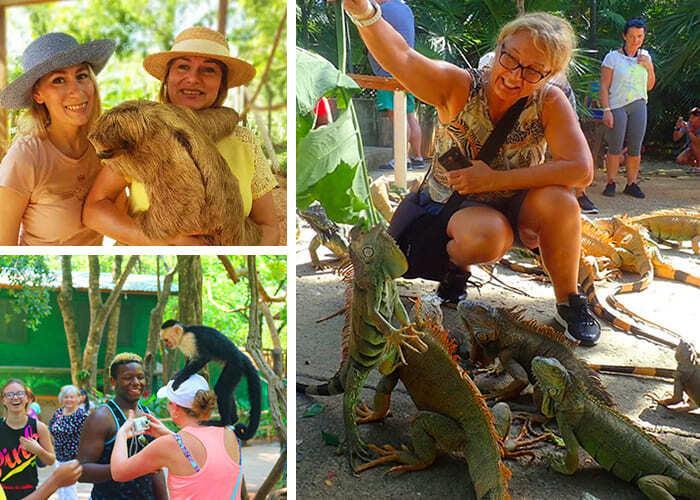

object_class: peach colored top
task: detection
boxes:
[0,135,103,245]
[166,425,241,500]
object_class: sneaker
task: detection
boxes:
[601,182,616,197]
[623,182,645,199]
[409,157,426,169]
[436,264,470,304]
[377,159,395,171]
[555,293,601,346]
[576,193,599,214]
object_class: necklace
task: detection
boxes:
[622,46,639,58]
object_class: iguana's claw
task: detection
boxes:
[355,403,389,424]
[354,444,401,473]
[644,392,666,405]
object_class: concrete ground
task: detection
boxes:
[37,440,281,499]
[296,162,700,499]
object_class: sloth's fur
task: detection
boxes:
[89,100,261,245]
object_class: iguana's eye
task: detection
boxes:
[362,247,374,258]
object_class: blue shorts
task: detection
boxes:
[376,89,416,113]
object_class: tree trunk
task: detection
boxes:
[245,256,287,445]
[260,301,284,376]
[102,256,123,393]
[57,256,82,386]
[145,257,176,390]
[82,256,139,390]
[254,449,287,500]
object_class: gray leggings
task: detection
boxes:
[605,98,647,156]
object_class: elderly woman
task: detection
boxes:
[1,379,55,499]
[0,33,115,245]
[83,26,279,245]
[344,4,600,345]
[110,374,243,500]
[49,385,88,500]
[600,18,655,199]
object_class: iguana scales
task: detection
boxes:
[532,356,700,499]
[297,204,349,269]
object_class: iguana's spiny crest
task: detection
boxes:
[348,224,407,288]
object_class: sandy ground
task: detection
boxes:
[37,440,281,499]
[296,162,700,499]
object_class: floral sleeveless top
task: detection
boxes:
[427,68,548,203]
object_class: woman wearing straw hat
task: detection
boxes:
[0,32,115,245]
[83,26,279,245]
[110,374,244,500]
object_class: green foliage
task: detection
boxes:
[296,48,374,225]
[0,256,52,332]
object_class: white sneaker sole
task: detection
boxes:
[554,312,581,344]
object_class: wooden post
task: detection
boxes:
[393,90,407,189]
[217,0,227,35]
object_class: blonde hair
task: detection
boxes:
[181,389,217,420]
[496,12,576,78]
[158,58,229,108]
[17,63,102,138]
[109,352,144,378]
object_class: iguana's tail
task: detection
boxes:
[296,363,348,396]
[588,364,676,379]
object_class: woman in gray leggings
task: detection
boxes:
[600,18,655,198]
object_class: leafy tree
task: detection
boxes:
[0,256,52,332]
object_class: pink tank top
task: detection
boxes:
[166,426,242,500]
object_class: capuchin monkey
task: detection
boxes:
[159,319,261,440]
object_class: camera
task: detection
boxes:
[132,416,150,435]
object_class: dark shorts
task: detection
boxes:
[396,190,529,281]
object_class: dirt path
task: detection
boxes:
[296,165,700,499]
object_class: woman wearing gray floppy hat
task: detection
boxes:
[83,26,280,246]
[0,32,115,245]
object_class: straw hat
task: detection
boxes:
[0,32,115,110]
[143,27,256,88]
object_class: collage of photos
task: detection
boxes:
[0,0,697,499]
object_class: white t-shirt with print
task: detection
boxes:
[602,49,651,109]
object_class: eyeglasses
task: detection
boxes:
[498,47,550,84]
[2,391,26,399]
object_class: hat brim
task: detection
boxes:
[0,38,116,110]
[143,50,256,89]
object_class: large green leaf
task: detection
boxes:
[296,47,360,116]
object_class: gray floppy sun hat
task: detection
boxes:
[0,32,116,110]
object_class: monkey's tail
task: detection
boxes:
[235,357,262,441]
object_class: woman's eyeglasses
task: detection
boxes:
[2,390,27,399]
[498,48,550,84]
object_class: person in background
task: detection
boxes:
[0,32,115,245]
[0,379,56,499]
[110,374,243,500]
[49,385,88,500]
[600,18,655,199]
[83,27,280,245]
[370,0,425,171]
[674,107,700,172]
[79,388,91,413]
[26,388,41,421]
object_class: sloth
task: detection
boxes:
[89,100,261,245]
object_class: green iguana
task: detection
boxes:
[457,299,614,406]
[531,356,700,499]
[626,209,700,254]
[354,297,512,499]
[297,205,349,269]
[296,224,426,470]
[647,340,700,412]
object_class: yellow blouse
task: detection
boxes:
[127,126,277,216]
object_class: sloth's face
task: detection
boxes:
[166,56,224,110]
[89,101,158,159]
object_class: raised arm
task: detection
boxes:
[341,0,470,123]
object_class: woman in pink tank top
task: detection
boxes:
[109,374,243,500]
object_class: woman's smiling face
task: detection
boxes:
[166,56,224,110]
[32,63,96,128]
[2,382,28,414]
[490,30,551,102]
